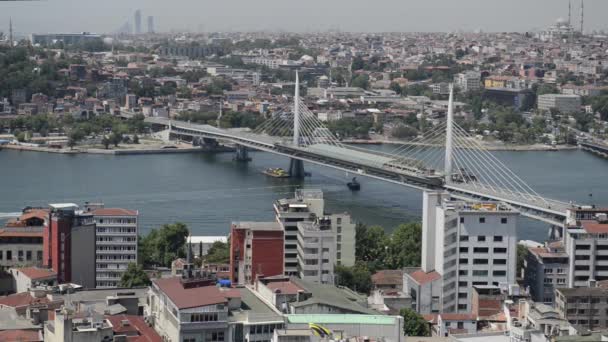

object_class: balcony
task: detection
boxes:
[96,240,137,245]
[96,250,137,255]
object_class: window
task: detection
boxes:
[6,251,12,260]
[501,218,508,224]
[459,247,468,253]
[459,270,468,276]
[337,226,342,234]
[494,236,503,242]
[457,322,464,329]
[577,244,591,250]
[494,247,507,253]
[337,218,342,224]
[460,217,465,223]
[473,270,488,276]
[479,217,486,223]
[460,235,469,242]
[459,258,468,265]
[458,293,468,299]
[576,255,590,260]
[477,236,486,242]
[473,259,488,265]
[458,304,468,310]
[458,281,468,287]
[493,270,506,277]
[26,251,32,261]
[493,259,507,265]
[575,265,590,271]
[474,247,489,253]
[557,278,566,284]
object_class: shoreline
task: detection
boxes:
[2,141,579,155]
[342,139,579,151]
[2,144,235,155]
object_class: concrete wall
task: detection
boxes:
[70,224,96,289]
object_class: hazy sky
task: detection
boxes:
[1,0,607,35]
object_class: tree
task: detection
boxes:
[205,241,229,264]
[592,95,608,121]
[68,128,85,149]
[355,224,389,269]
[335,262,373,294]
[400,308,431,336]
[110,132,122,147]
[120,263,151,288]
[351,74,370,90]
[385,223,422,269]
[392,125,419,139]
[101,136,111,149]
[516,244,528,279]
[132,134,139,144]
[139,223,189,267]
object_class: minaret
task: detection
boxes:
[568,0,572,27]
[9,17,13,48]
[580,0,584,33]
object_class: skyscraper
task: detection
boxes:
[147,16,155,34]
[134,9,142,34]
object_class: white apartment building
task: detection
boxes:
[537,94,581,113]
[297,218,335,284]
[86,204,138,288]
[407,191,519,313]
[563,213,608,287]
[274,189,355,277]
[453,71,481,92]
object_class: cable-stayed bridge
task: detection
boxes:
[146,77,579,226]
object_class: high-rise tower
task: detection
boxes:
[147,16,154,34]
[8,17,13,48]
[580,0,584,33]
[134,9,142,34]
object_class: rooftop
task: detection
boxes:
[153,277,240,310]
[265,281,304,295]
[286,314,398,325]
[372,270,404,286]
[231,221,283,231]
[289,278,377,315]
[557,287,608,297]
[90,208,138,217]
[0,330,42,342]
[406,269,442,285]
[12,267,57,280]
[105,315,162,342]
[580,220,608,234]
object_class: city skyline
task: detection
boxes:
[1,0,608,35]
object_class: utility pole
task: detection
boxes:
[444,84,454,183]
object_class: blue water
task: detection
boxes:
[0,147,606,242]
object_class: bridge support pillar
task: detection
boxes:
[289,158,305,178]
[234,145,251,162]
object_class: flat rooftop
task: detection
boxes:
[231,222,283,231]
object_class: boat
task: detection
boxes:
[347,177,361,191]
[262,168,290,178]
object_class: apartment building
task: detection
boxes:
[274,189,355,277]
[296,219,335,284]
[86,204,138,289]
[407,191,519,314]
[43,203,96,288]
[524,241,569,304]
[454,71,481,92]
[230,221,284,285]
[537,94,581,113]
[563,213,608,287]
[555,287,608,330]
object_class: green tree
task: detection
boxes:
[516,244,528,279]
[140,223,190,267]
[120,263,151,288]
[68,128,85,149]
[110,132,122,147]
[351,74,370,90]
[400,308,430,336]
[592,95,608,121]
[101,136,111,149]
[355,224,389,269]
[132,134,140,144]
[385,223,422,269]
[392,125,419,139]
[205,241,229,264]
[335,262,373,294]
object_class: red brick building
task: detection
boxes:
[230,222,284,285]
[43,204,96,288]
